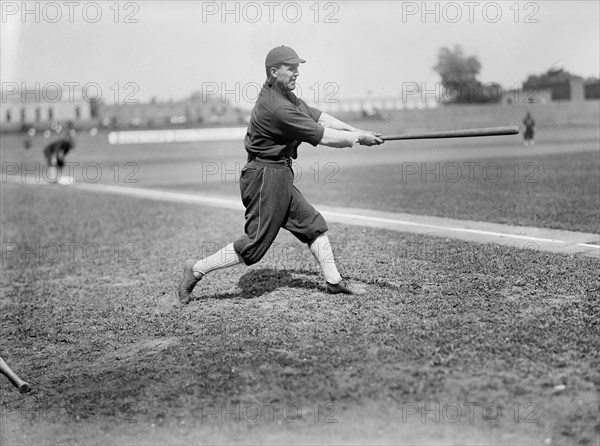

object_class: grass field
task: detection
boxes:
[1,124,599,445]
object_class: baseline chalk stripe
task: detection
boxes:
[577,243,600,249]
[322,211,569,244]
[108,127,248,145]
[73,182,243,210]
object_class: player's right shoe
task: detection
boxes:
[178,259,202,304]
[326,280,354,295]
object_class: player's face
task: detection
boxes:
[275,64,299,91]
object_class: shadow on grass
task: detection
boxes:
[203,268,323,301]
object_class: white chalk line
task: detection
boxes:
[322,211,569,244]
[577,243,599,248]
[5,178,599,251]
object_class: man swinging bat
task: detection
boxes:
[178,45,384,304]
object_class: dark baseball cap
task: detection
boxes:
[265,45,306,68]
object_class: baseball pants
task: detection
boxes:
[233,160,328,265]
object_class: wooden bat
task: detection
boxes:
[381,126,520,141]
[0,356,31,393]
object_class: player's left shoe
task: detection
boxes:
[178,259,202,304]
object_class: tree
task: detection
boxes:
[433,45,497,104]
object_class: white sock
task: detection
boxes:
[192,243,243,278]
[309,234,342,284]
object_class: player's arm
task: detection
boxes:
[319,112,382,136]
[319,128,383,148]
[272,105,383,149]
[317,112,382,147]
[318,112,372,133]
[318,112,361,131]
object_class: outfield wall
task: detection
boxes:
[348,100,600,133]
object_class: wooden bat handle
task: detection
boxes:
[381,126,520,141]
[0,356,31,393]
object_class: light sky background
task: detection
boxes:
[2,1,599,108]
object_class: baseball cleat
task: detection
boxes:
[178,259,201,304]
[326,280,354,295]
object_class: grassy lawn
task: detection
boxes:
[1,183,598,444]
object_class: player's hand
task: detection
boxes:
[358,133,384,146]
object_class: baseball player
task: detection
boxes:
[522,112,535,148]
[178,45,383,304]
[43,129,75,182]
[23,128,35,156]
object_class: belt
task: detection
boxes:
[248,155,292,167]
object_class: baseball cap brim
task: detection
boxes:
[282,57,306,64]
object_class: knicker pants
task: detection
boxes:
[233,161,328,266]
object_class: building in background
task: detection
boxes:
[1,86,96,132]
[499,78,598,106]
[97,93,246,129]
[0,88,244,133]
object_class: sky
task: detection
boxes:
[1,1,599,108]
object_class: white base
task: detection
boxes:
[57,176,75,186]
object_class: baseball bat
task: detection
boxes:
[0,356,31,393]
[381,126,519,141]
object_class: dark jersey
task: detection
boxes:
[43,138,74,167]
[244,82,324,161]
[523,117,535,129]
[523,116,535,140]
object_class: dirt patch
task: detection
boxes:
[95,337,179,366]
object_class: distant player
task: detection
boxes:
[43,132,75,183]
[522,112,535,148]
[23,128,35,156]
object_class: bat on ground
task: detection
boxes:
[0,356,31,393]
